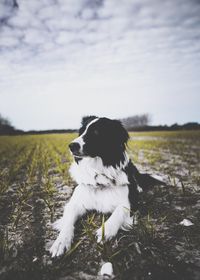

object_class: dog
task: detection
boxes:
[49,116,163,257]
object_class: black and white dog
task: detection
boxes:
[50,116,163,257]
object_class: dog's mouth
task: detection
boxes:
[73,154,85,159]
[71,151,87,159]
[69,148,92,159]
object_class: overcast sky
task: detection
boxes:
[0,0,200,130]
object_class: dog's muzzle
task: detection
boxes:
[69,142,81,154]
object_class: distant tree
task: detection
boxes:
[182,122,200,130]
[0,114,15,135]
[0,114,11,126]
[120,114,151,129]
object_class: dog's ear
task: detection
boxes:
[81,115,98,126]
[112,119,129,145]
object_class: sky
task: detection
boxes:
[0,0,200,130]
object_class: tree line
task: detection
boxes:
[0,113,199,135]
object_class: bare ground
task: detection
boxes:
[0,132,199,280]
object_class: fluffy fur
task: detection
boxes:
[49,116,163,257]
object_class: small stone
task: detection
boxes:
[32,257,38,262]
[180,219,194,226]
[100,262,113,277]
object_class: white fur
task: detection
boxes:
[49,154,131,257]
[69,155,129,187]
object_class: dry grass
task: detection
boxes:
[0,131,199,280]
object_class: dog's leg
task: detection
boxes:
[96,205,130,242]
[49,186,86,257]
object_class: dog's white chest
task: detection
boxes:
[86,184,130,213]
[69,157,129,187]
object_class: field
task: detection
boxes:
[0,131,200,280]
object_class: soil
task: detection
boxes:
[0,132,199,280]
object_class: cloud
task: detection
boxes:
[0,0,200,129]
[1,0,200,69]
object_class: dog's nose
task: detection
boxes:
[69,142,80,153]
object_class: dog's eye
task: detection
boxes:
[93,129,99,135]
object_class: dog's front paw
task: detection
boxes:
[52,218,64,231]
[49,236,71,257]
[96,223,117,243]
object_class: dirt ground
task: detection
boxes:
[0,131,199,280]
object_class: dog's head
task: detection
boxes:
[69,116,129,166]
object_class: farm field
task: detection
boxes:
[0,131,200,280]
